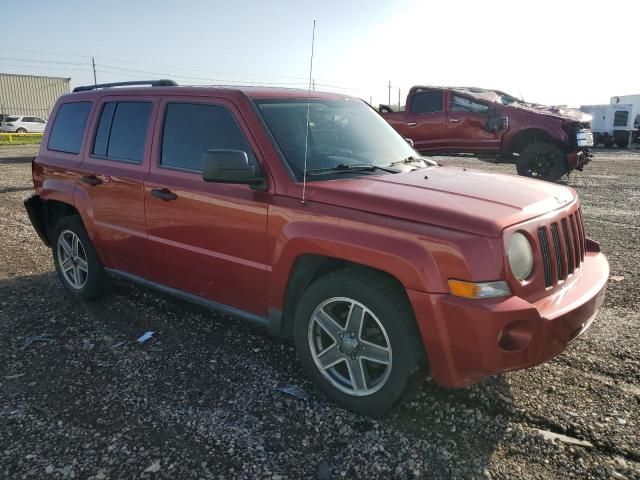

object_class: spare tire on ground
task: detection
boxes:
[516,142,568,182]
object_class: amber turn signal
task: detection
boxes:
[448,279,511,299]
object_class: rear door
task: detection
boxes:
[78,96,157,277]
[143,96,270,316]
[447,94,501,152]
[402,89,449,151]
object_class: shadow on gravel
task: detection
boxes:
[0,186,33,194]
[0,157,34,164]
[1,272,514,478]
[384,376,513,477]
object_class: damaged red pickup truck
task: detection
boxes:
[381,86,594,181]
[25,81,608,415]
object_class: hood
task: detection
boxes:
[446,87,592,124]
[507,102,592,123]
[306,167,576,237]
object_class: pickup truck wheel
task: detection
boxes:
[294,269,425,416]
[516,142,567,181]
[52,215,106,300]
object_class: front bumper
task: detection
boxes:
[407,247,608,388]
[567,149,593,171]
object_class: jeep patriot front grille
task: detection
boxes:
[537,207,586,287]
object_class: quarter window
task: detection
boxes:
[48,102,92,154]
[410,91,443,114]
[92,101,151,163]
[161,103,255,171]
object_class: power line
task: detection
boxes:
[0,54,362,93]
[0,56,89,67]
[0,63,90,73]
[1,48,92,59]
[1,51,346,85]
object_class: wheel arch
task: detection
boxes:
[275,254,418,338]
[505,127,559,155]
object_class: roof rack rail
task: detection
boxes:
[73,79,178,93]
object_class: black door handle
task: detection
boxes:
[81,175,102,186]
[150,188,178,202]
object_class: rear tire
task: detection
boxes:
[16,128,27,133]
[293,269,426,416]
[516,142,567,181]
[52,215,107,301]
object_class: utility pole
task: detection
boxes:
[91,57,97,86]
[312,78,315,91]
[369,95,372,106]
[387,81,392,106]
[398,88,401,109]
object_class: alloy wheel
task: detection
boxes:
[57,230,89,289]
[308,297,392,396]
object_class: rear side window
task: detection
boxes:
[48,102,92,154]
[161,103,255,171]
[410,91,443,114]
[92,101,152,163]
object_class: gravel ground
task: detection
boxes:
[0,144,638,479]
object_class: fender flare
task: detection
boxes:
[268,220,442,312]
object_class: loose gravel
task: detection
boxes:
[0,144,638,479]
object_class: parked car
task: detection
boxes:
[0,115,47,133]
[24,80,609,415]
[380,86,594,181]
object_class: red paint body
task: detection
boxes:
[382,86,593,171]
[28,86,609,388]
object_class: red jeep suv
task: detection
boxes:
[24,80,609,415]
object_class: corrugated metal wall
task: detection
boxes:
[0,73,70,120]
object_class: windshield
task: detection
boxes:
[5,116,19,122]
[255,98,417,180]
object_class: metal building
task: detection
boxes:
[0,73,70,120]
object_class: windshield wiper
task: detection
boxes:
[306,163,398,175]
[388,155,437,168]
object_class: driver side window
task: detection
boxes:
[451,95,489,116]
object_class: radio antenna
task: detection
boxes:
[301,19,316,205]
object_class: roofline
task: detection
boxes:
[0,72,71,82]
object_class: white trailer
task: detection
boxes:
[580,103,634,148]
[610,94,640,146]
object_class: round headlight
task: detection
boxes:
[508,232,533,281]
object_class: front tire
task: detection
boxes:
[294,269,425,416]
[52,215,107,300]
[16,128,27,133]
[516,142,567,181]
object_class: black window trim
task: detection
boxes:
[157,100,260,176]
[89,100,153,165]
[47,101,93,155]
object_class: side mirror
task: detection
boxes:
[405,138,414,147]
[202,149,265,188]
[501,116,509,130]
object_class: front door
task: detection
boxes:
[447,94,501,152]
[143,97,270,316]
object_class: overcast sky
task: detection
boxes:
[1,0,638,107]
